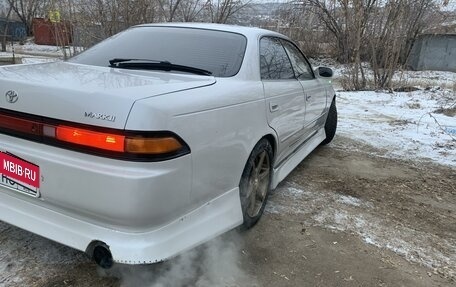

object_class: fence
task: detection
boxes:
[0,19,26,41]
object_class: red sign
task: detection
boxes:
[0,152,40,188]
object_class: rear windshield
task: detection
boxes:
[69,26,247,77]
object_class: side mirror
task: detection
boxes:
[316,67,333,78]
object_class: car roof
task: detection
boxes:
[135,22,287,40]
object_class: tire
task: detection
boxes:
[239,139,273,229]
[320,99,337,145]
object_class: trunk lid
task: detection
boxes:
[0,62,215,129]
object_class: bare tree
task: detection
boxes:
[157,0,183,22]
[300,0,377,90]
[260,3,327,58]
[282,0,444,90]
[74,0,159,41]
[176,0,207,22]
[7,0,49,35]
[366,0,442,89]
[1,4,12,51]
[206,0,250,24]
[44,0,255,51]
[305,0,377,64]
[398,0,439,65]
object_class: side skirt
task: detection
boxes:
[271,128,325,189]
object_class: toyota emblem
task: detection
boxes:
[5,90,18,103]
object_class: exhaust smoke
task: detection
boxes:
[99,231,258,287]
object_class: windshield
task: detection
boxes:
[69,26,247,77]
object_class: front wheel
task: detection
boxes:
[320,99,337,145]
[239,139,273,229]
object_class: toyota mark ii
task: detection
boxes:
[0,23,337,267]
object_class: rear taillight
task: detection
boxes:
[55,125,125,152]
[125,137,183,154]
[0,113,42,136]
[0,109,190,161]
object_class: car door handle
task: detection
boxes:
[306,94,312,101]
[270,103,279,112]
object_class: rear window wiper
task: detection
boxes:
[108,58,212,76]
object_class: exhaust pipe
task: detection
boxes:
[88,241,114,269]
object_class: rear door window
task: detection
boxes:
[259,37,295,80]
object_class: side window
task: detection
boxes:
[281,40,314,80]
[260,37,295,80]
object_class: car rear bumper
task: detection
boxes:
[0,186,242,264]
[0,134,243,263]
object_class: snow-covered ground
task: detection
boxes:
[0,49,61,65]
[316,60,456,167]
[0,38,83,59]
[313,58,456,91]
[0,52,60,64]
[1,42,64,58]
[394,70,456,89]
[14,42,64,57]
[337,88,456,167]
[13,41,83,58]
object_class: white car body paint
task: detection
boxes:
[0,23,335,264]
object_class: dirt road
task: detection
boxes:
[1,136,455,287]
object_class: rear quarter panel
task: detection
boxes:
[126,79,274,209]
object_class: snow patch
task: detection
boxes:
[21,57,60,64]
[337,89,456,166]
[337,195,362,206]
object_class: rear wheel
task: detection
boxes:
[320,99,337,145]
[239,139,273,229]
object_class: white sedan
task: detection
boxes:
[0,23,336,268]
